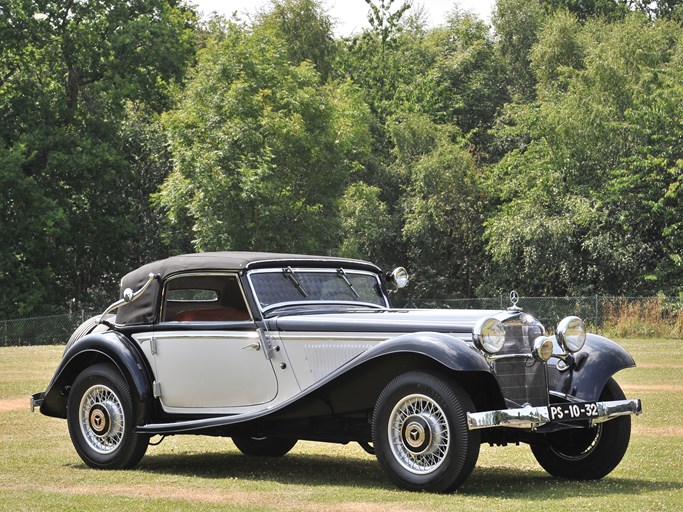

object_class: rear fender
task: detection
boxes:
[39,331,154,423]
[548,333,636,402]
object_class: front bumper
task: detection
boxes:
[467,398,642,430]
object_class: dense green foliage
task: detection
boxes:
[0,0,196,315]
[2,0,683,316]
[157,12,371,254]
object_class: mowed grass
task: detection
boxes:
[1,340,682,511]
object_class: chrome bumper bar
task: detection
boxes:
[467,398,642,430]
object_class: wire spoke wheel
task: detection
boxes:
[531,378,631,479]
[67,363,149,469]
[389,394,450,474]
[373,371,480,493]
[79,384,126,454]
[548,424,603,461]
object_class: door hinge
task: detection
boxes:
[150,336,158,355]
[257,328,275,360]
[153,381,162,398]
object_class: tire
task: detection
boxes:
[63,315,114,357]
[232,436,298,457]
[372,371,480,493]
[531,378,631,480]
[66,363,149,469]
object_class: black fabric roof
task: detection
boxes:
[115,252,381,325]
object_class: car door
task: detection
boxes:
[141,273,279,411]
[148,328,278,410]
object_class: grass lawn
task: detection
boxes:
[1,339,681,511]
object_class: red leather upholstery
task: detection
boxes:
[175,308,250,322]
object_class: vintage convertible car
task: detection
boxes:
[32,252,642,492]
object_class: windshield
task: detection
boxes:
[249,268,388,311]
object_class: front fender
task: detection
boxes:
[358,331,492,372]
[548,333,636,402]
[39,331,154,423]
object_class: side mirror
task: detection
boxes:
[386,267,410,289]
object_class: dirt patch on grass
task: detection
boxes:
[6,483,422,511]
[0,397,29,413]
[633,425,683,437]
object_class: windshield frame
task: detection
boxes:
[247,267,390,315]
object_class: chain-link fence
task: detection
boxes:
[1,297,681,346]
[0,311,96,347]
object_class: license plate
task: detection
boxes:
[549,402,600,421]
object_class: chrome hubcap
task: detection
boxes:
[79,384,125,454]
[402,416,432,453]
[388,394,450,475]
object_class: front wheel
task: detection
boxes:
[531,378,631,479]
[232,436,298,457]
[66,363,149,469]
[372,371,480,493]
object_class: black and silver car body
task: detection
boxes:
[32,252,642,492]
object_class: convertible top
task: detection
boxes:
[116,252,382,325]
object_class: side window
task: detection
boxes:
[162,275,251,322]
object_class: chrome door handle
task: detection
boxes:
[241,342,261,351]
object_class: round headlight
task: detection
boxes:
[473,317,506,354]
[556,316,586,353]
[533,336,554,361]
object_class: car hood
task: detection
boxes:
[270,308,504,336]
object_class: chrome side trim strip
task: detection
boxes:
[137,331,259,341]
[467,398,642,430]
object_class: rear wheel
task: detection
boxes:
[67,363,149,469]
[531,378,631,479]
[232,436,298,457]
[372,371,480,493]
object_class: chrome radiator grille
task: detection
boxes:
[493,321,549,408]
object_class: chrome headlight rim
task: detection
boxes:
[556,316,586,353]
[532,336,554,362]
[473,317,506,354]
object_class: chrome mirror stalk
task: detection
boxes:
[98,273,157,324]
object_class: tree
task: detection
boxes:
[158,16,372,254]
[0,0,196,315]
[539,0,683,20]
[493,0,546,101]
[339,182,392,261]
[387,114,488,298]
[337,0,423,123]
[539,0,629,20]
[530,11,584,96]
[256,0,337,80]
[485,12,683,295]
[417,10,508,154]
